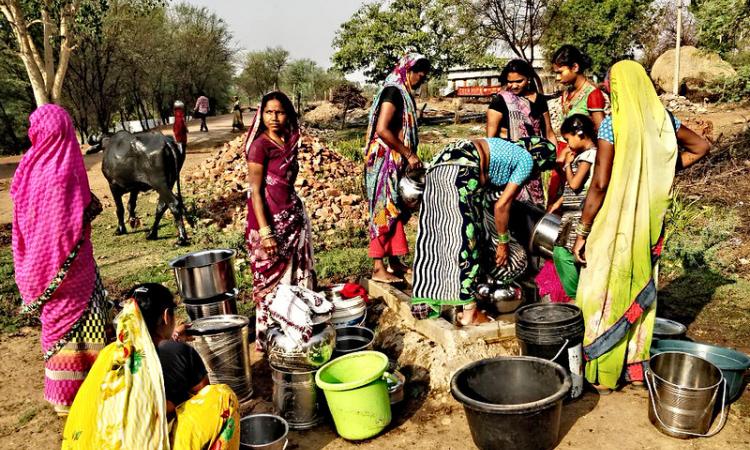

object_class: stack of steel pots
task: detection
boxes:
[325,284,367,328]
[169,249,239,320]
[266,312,336,430]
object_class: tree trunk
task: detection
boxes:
[0,1,80,106]
[340,99,349,130]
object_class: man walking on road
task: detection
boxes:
[194,93,210,132]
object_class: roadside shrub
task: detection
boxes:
[709,65,750,103]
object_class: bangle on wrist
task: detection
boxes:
[575,222,592,237]
[259,226,274,238]
[497,232,511,244]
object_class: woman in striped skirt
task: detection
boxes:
[411,136,555,325]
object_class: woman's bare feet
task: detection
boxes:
[372,258,403,283]
[387,257,412,276]
[456,303,490,326]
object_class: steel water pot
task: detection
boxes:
[169,249,236,300]
[266,314,336,371]
[398,168,426,210]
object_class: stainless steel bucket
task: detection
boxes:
[646,351,727,438]
[169,249,236,300]
[271,366,324,430]
[183,289,238,320]
[240,414,289,450]
[188,314,253,401]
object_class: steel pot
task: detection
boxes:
[266,314,336,371]
[169,249,236,300]
[183,289,238,320]
[398,167,426,210]
[385,370,406,405]
[271,365,324,430]
[333,326,375,357]
[489,284,524,314]
[187,314,253,401]
[530,214,561,258]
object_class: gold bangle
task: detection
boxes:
[259,226,273,238]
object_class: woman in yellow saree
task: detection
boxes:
[572,61,709,392]
[62,284,240,450]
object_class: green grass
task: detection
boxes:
[0,235,34,333]
[16,406,41,427]
[315,246,371,281]
[329,123,482,165]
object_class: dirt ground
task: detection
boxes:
[1,105,750,449]
[1,326,749,450]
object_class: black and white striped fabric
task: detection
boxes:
[413,164,464,301]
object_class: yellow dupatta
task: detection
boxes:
[62,299,170,449]
[577,61,678,389]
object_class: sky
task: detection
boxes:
[185,0,368,74]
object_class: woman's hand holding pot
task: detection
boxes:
[495,242,508,266]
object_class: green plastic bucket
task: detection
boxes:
[651,340,750,403]
[315,351,391,440]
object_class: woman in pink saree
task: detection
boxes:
[11,104,110,414]
[245,92,314,345]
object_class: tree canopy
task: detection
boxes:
[332,0,491,82]
[691,0,750,57]
[236,47,344,106]
[540,0,654,76]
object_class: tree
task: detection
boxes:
[0,0,163,106]
[459,0,562,63]
[0,23,34,153]
[691,0,750,56]
[332,0,491,82]
[331,81,367,129]
[540,0,654,76]
[640,2,699,70]
[236,47,289,101]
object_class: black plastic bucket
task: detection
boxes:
[515,303,585,399]
[451,356,571,450]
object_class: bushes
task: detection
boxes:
[709,66,750,103]
[662,195,738,272]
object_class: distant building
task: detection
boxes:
[443,56,557,97]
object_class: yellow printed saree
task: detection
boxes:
[577,61,678,389]
[62,300,239,450]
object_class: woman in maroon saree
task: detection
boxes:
[245,91,314,345]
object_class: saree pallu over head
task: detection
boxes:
[10,104,95,353]
[364,53,425,239]
[63,299,170,449]
[577,60,678,389]
[62,300,240,450]
[243,105,313,343]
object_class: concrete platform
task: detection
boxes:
[362,278,518,352]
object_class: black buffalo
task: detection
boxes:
[91,131,189,245]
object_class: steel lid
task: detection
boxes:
[515,303,582,326]
[187,314,249,335]
[168,248,236,269]
[653,318,687,337]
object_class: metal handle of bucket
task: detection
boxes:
[551,338,570,363]
[645,368,728,438]
[283,439,288,450]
